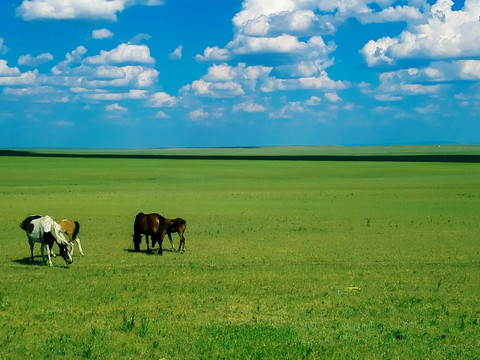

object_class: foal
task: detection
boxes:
[58,219,84,256]
[152,218,187,253]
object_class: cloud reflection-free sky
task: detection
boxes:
[0,0,478,148]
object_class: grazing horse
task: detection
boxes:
[58,219,84,256]
[20,215,73,266]
[132,212,166,254]
[152,218,187,253]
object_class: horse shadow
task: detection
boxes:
[123,248,176,255]
[12,256,53,266]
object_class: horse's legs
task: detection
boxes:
[133,233,142,252]
[146,235,151,252]
[76,237,84,256]
[28,238,35,263]
[167,233,175,251]
[156,231,166,255]
[179,233,185,253]
[40,242,52,266]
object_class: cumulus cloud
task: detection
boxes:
[155,110,169,119]
[88,89,147,101]
[361,0,480,66]
[169,45,183,60]
[16,0,164,21]
[85,43,155,65]
[195,46,231,62]
[18,52,53,66]
[182,63,276,98]
[227,34,334,58]
[149,92,177,107]
[106,103,128,112]
[0,60,21,76]
[3,86,69,103]
[232,101,266,112]
[188,108,209,120]
[92,28,114,39]
[0,60,37,85]
[325,92,341,102]
[0,38,8,54]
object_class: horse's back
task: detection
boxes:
[59,219,80,241]
[166,218,186,233]
[134,212,164,235]
[20,215,42,231]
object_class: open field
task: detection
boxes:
[0,147,480,359]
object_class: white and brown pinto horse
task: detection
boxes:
[58,219,84,256]
[20,215,73,266]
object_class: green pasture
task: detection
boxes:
[0,147,479,359]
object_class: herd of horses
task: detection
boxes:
[19,212,186,266]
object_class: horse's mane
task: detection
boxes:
[20,215,42,230]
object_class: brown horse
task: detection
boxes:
[132,212,166,254]
[58,219,83,256]
[152,218,187,253]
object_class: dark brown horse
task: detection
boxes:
[132,212,166,254]
[152,218,187,253]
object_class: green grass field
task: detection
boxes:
[0,147,479,359]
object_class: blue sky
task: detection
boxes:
[0,0,479,148]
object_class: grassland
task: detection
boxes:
[0,146,479,359]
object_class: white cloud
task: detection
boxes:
[155,110,169,119]
[188,108,209,120]
[18,52,53,66]
[3,85,69,103]
[305,96,322,105]
[16,0,164,21]
[353,5,425,25]
[169,45,183,60]
[150,92,177,107]
[297,71,345,90]
[85,44,155,65]
[88,89,147,101]
[0,60,37,85]
[233,101,266,112]
[269,101,306,119]
[361,0,480,66]
[360,36,398,67]
[325,92,341,102]
[86,66,158,88]
[106,103,128,112]
[415,103,437,114]
[188,79,245,98]
[92,28,114,39]
[195,46,231,62]
[0,38,8,54]
[227,34,334,57]
[0,60,21,76]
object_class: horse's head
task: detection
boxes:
[132,233,143,251]
[58,242,73,265]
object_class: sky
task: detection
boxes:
[0,0,479,148]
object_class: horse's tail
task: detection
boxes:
[72,221,80,240]
[20,215,42,230]
[156,215,166,236]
